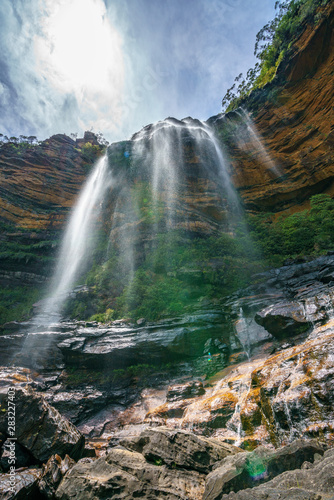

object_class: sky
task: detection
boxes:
[0,0,276,143]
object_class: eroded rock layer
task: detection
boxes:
[213,2,334,213]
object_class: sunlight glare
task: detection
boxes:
[35,0,125,129]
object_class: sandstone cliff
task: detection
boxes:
[212,1,334,213]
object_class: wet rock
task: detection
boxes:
[55,446,205,500]
[255,301,312,338]
[120,426,240,473]
[38,454,76,498]
[0,467,42,499]
[146,399,192,419]
[167,380,205,402]
[0,385,85,462]
[203,439,324,498]
[203,338,229,355]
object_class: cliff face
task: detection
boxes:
[214,1,334,213]
[0,133,104,322]
[1,7,334,485]
[0,131,102,231]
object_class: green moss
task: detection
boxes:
[0,285,41,325]
[248,194,334,265]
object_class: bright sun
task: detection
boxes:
[35,0,125,121]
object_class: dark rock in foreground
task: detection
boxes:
[0,385,85,463]
[55,447,205,500]
[119,426,240,474]
[0,467,42,500]
[255,301,312,339]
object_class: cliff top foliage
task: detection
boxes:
[0,131,108,152]
[222,0,331,112]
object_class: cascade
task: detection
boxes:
[23,116,252,344]
[28,154,112,328]
[236,108,281,176]
[100,116,248,319]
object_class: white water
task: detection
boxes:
[35,154,112,323]
[236,108,281,176]
[202,122,242,215]
[235,307,251,360]
[132,119,183,230]
[132,118,242,228]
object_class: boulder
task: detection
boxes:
[255,301,312,338]
[1,440,34,471]
[120,426,240,473]
[0,385,85,462]
[203,439,324,499]
[55,446,205,499]
[208,448,334,499]
[0,468,42,500]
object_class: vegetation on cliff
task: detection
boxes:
[63,194,334,323]
[249,194,334,264]
[222,0,331,111]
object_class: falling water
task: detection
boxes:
[236,108,281,176]
[234,307,251,360]
[102,116,245,318]
[32,154,112,325]
[201,121,242,215]
[131,117,242,228]
[132,119,184,230]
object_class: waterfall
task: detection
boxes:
[131,116,242,223]
[33,154,112,325]
[24,115,252,333]
[236,108,281,176]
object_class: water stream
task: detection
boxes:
[236,108,281,177]
[28,154,112,328]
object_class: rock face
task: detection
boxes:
[54,428,239,500]
[0,384,85,462]
[211,1,334,214]
[0,132,104,307]
[1,254,334,449]
[55,446,206,500]
[119,427,240,474]
[209,447,334,499]
[39,454,76,499]
[203,439,324,498]
[0,467,42,500]
[0,133,103,231]
[255,301,313,338]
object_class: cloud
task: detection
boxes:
[0,0,276,142]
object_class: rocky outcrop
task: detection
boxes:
[1,431,333,500]
[208,447,334,499]
[119,427,240,473]
[38,454,76,499]
[55,446,205,500]
[0,467,42,500]
[255,301,312,339]
[54,428,238,500]
[203,439,324,498]
[0,133,103,231]
[1,254,334,448]
[0,384,85,462]
[0,132,104,298]
[211,2,334,214]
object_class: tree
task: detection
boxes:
[222,0,330,112]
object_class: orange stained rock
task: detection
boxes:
[225,2,334,214]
